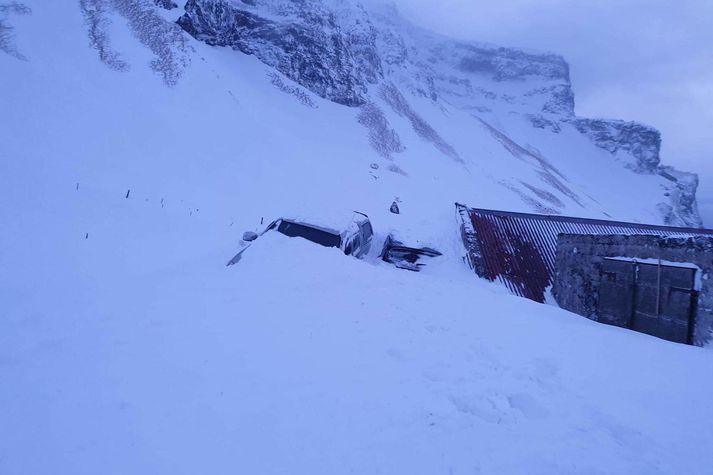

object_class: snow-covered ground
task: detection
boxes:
[3,217,713,474]
[2,1,713,474]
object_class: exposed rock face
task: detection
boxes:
[173,0,703,227]
[379,82,461,162]
[176,0,574,114]
[0,2,32,60]
[573,118,661,173]
[455,46,570,82]
[573,118,702,227]
[658,166,703,228]
[357,102,404,160]
[80,0,191,85]
[178,0,382,106]
[153,0,177,9]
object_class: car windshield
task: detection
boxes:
[276,220,342,248]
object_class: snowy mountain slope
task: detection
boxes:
[1,1,713,474]
[176,0,702,226]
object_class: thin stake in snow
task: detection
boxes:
[125,189,130,199]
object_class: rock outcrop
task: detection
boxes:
[573,118,661,173]
[176,0,574,114]
[153,0,177,9]
[573,118,702,227]
[173,0,702,227]
[0,2,32,60]
[178,0,382,106]
[658,166,703,227]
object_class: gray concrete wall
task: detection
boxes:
[553,234,713,346]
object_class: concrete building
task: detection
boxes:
[456,204,713,345]
[553,234,713,346]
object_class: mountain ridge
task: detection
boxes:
[174,0,702,226]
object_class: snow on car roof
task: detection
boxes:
[277,210,369,234]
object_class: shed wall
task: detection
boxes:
[456,204,713,304]
[552,234,713,346]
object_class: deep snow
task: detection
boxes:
[1,1,713,474]
[3,226,713,474]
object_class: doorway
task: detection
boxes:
[597,258,697,344]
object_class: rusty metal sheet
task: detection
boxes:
[456,203,713,303]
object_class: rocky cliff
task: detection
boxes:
[573,118,701,227]
[178,0,382,106]
[173,0,702,226]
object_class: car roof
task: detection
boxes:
[279,218,342,236]
[278,211,369,234]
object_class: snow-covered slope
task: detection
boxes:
[175,0,702,226]
[1,1,712,474]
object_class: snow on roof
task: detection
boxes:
[603,256,701,270]
[276,210,369,235]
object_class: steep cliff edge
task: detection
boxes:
[573,118,701,227]
[175,0,702,226]
[177,0,382,106]
[2,0,701,227]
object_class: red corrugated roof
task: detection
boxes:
[456,204,713,303]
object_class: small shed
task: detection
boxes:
[553,234,713,346]
[455,203,713,345]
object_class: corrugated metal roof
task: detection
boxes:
[456,203,713,303]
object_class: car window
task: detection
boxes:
[277,221,341,248]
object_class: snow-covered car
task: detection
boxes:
[227,212,373,266]
[380,234,442,272]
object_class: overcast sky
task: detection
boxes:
[392,0,713,225]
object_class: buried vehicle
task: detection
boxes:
[380,235,442,272]
[227,212,373,266]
